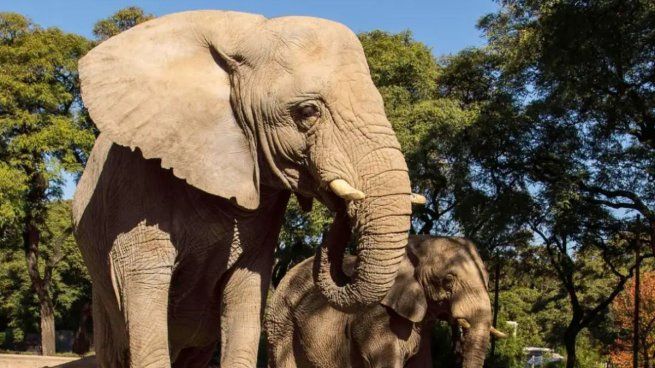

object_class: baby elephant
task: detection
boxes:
[265,235,506,368]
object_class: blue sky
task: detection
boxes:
[3,0,498,198]
[4,0,497,55]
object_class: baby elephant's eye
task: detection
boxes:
[443,274,455,291]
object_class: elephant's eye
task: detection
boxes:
[298,104,320,119]
[443,274,455,291]
[293,103,321,131]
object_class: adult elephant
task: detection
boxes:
[72,10,417,368]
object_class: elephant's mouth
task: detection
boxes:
[430,302,452,321]
[313,187,347,213]
[291,170,352,213]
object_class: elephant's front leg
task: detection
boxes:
[110,222,177,368]
[220,250,274,367]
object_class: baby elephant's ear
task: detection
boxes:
[381,258,427,323]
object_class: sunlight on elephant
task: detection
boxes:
[265,236,507,368]
[72,10,418,368]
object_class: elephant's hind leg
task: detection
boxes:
[92,288,129,368]
[110,221,177,368]
[268,330,297,368]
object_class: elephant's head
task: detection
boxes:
[381,236,506,368]
[79,11,413,309]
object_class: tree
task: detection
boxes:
[528,205,649,368]
[0,12,92,354]
[611,271,655,368]
[469,1,655,365]
[92,6,154,41]
[480,0,655,251]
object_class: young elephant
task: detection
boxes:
[265,235,507,368]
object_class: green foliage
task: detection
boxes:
[0,246,33,344]
[471,1,655,367]
[0,11,93,210]
[0,162,26,229]
[42,201,91,327]
[430,322,459,368]
[573,332,606,368]
[359,30,439,101]
[481,0,655,222]
[273,196,331,287]
[92,6,154,41]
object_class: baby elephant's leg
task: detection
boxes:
[367,345,404,368]
[355,330,404,368]
[264,305,297,368]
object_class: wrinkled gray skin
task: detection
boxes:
[72,10,412,368]
[266,236,494,368]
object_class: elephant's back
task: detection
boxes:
[269,255,359,312]
[276,257,315,298]
[72,133,114,227]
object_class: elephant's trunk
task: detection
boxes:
[454,287,493,368]
[314,141,412,309]
[461,325,490,368]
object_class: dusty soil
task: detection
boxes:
[0,354,96,368]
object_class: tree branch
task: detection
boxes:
[580,182,654,220]
[581,253,654,327]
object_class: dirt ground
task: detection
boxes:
[0,354,96,368]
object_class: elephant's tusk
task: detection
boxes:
[329,179,365,201]
[410,193,427,205]
[456,318,471,329]
[490,327,508,339]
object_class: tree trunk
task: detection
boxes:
[22,170,57,356]
[72,302,92,356]
[24,219,57,355]
[634,241,641,368]
[649,219,655,256]
[40,300,56,355]
[564,326,579,368]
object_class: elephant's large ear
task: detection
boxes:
[79,11,266,210]
[381,257,427,323]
